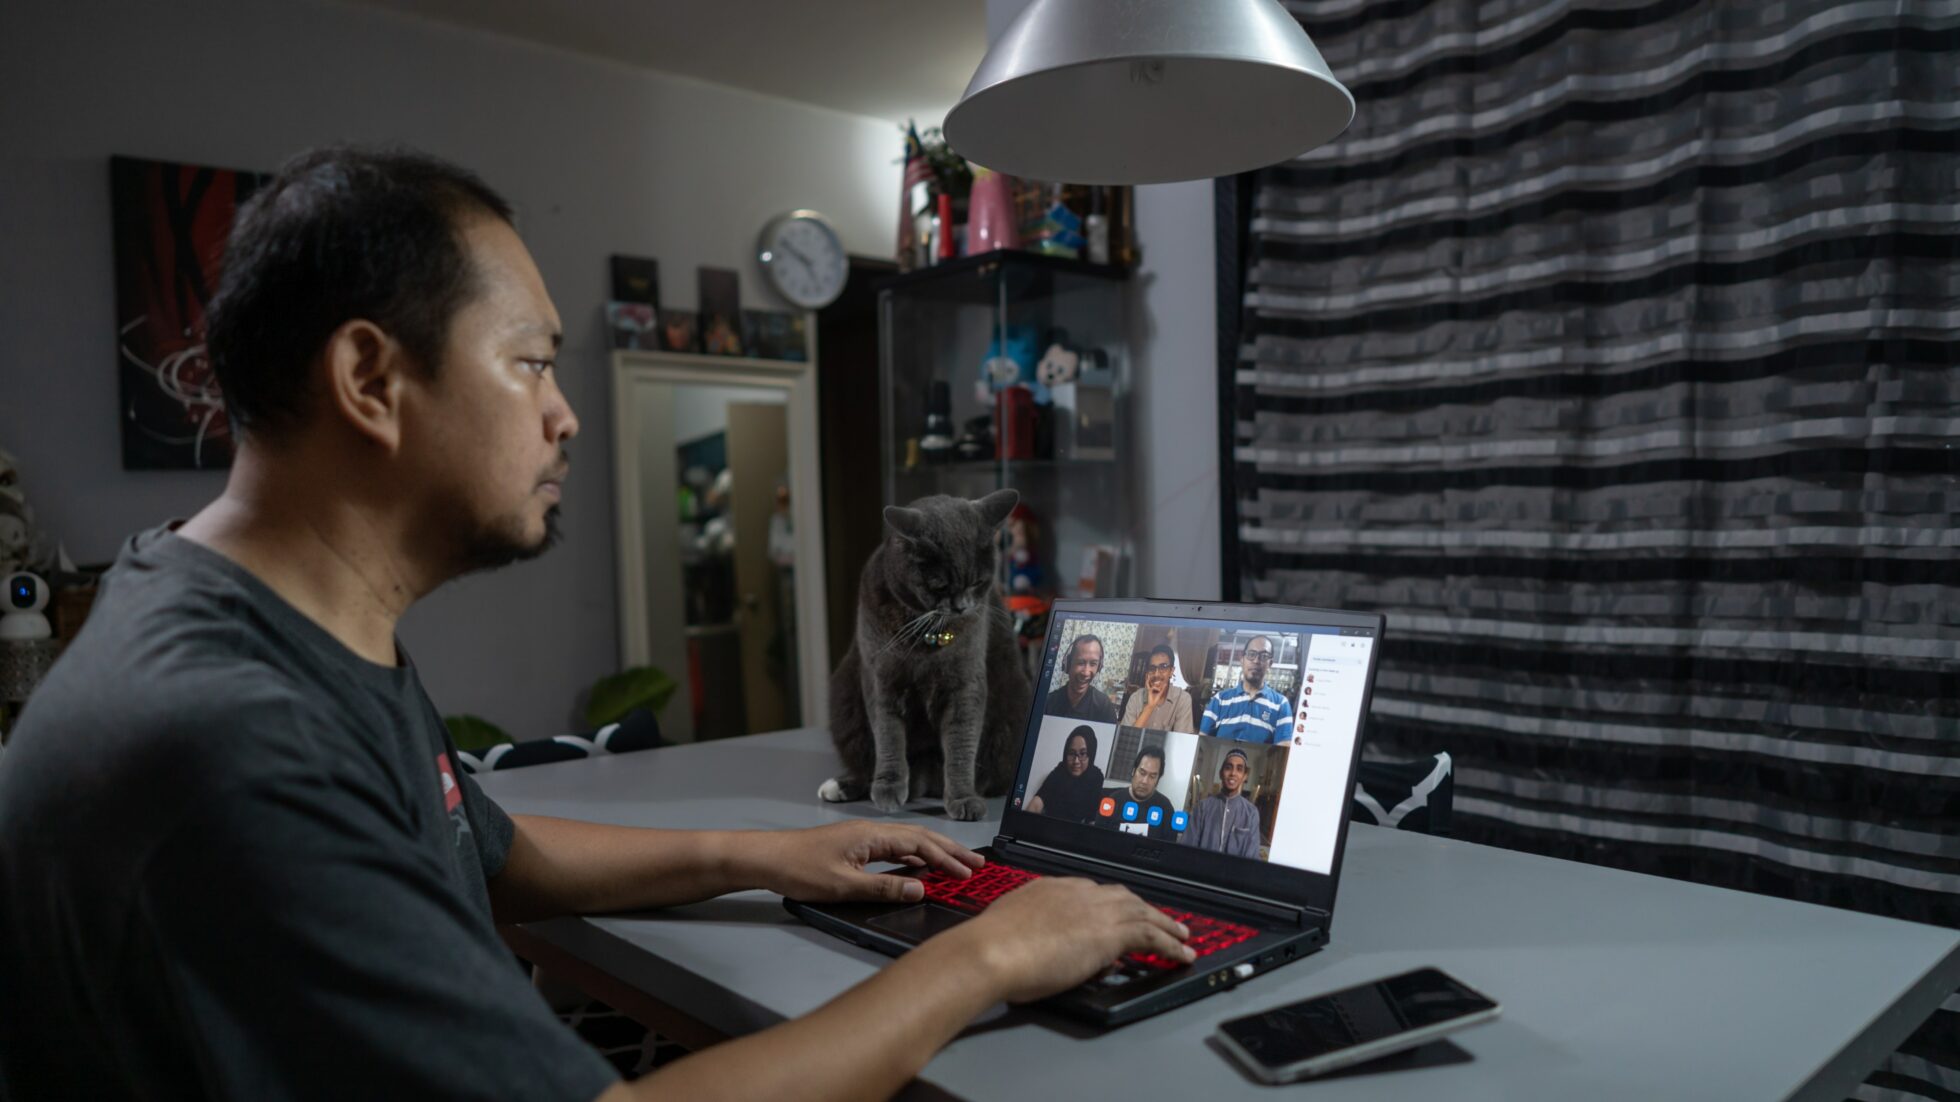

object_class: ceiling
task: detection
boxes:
[348,0,987,128]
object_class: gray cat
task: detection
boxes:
[819,490,1030,821]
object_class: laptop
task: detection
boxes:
[785,597,1385,1026]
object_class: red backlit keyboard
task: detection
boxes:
[914,862,1259,971]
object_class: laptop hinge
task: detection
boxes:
[997,838,1313,929]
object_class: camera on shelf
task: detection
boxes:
[2,571,52,641]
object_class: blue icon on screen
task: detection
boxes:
[1122,801,1139,821]
[1147,806,1164,826]
[1171,811,1189,832]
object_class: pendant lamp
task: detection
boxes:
[945,0,1354,185]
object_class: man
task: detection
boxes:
[1094,746,1178,841]
[0,147,1191,1101]
[1046,633,1116,722]
[1198,634,1293,743]
[1180,748,1264,858]
[1119,643,1195,732]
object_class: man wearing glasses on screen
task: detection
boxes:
[1119,645,1196,733]
[1198,635,1293,744]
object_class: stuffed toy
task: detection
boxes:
[1036,341,1080,391]
[1004,504,1043,593]
[977,324,1046,405]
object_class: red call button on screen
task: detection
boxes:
[1098,797,1117,817]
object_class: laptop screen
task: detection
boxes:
[1008,606,1377,880]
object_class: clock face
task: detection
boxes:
[759,211,849,310]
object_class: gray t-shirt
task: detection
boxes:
[0,528,618,1101]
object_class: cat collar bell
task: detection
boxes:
[924,630,958,648]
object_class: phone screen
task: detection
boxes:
[1218,967,1497,1069]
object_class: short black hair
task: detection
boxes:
[1065,634,1105,668]
[205,146,515,437]
[1133,746,1165,774]
[1147,644,1176,665]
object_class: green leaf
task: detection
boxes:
[584,666,677,729]
[444,714,513,752]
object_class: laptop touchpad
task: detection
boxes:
[865,904,969,944]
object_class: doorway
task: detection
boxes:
[613,353,829,742]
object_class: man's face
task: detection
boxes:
[1069,640,1103,689]
[1145,652,1173,692]
[1131,754,1163,800]
[1240,638,1274,688]
[401,215,578,575]
[1063,735,1090,777]
[1220,755,1248,796]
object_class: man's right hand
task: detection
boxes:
[943,877,1194,1004]
[614,877,1194,1102]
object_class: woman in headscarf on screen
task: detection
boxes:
[1024,725,1103,823]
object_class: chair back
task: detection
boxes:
[1351,752,1453,835]
[456,709,664,774]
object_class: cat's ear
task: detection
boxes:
[975,488,1019,528]
[884,505,928,540]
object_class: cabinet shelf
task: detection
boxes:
[874,250,1131,305]
[899,457,1117,475]
[880,252,1134,599]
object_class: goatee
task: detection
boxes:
[458,505,562,575]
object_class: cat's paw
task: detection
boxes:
[870,778,910,813]
[818,777,863,803]
[944,795,989,821]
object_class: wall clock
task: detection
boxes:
[757,209,849,310]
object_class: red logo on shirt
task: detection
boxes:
[436,752,462,812]
[1098,797,1116,818]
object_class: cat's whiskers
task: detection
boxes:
[876,611,937,656]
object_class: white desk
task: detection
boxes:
[478,727,1960,1100]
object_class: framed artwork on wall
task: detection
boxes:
[110,155,269,470]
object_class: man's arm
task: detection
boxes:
[597,877,1193,1102]
[489,816,977,923]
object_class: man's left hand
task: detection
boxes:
[742,821,985,904]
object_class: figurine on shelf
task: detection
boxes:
[1035,339,1080,391]
[1004,503,1043,594]
[1035,329,1112,392]
[977,324,1046,406]
[920,380,956,464]
[954,415,994,462]
[1045,339,1113,461]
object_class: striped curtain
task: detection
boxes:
[1224,1,1960,1096]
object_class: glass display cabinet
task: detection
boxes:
[878,252,1133,607]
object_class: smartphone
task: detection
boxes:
[1213,966,1499,1083]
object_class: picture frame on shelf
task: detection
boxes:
[610,254,660,308]
[742,309,809,362]
[656,310,700,353]
[606,301,658,350]
[698,266,744,356]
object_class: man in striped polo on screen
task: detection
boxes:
[1198,634,1293,744]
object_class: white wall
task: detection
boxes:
[984,0,1223,602]
[1129,180,1222,600]
[0,0,900,738]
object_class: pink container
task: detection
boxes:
[965,167,1020,256]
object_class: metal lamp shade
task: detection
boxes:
[945,0,1354,185]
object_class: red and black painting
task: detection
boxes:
[111,155,269,469]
